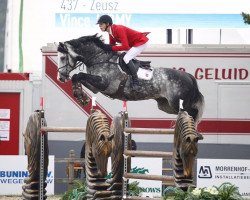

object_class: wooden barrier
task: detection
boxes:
[124,150,173,158]
[24,108,199,200]
[124,173,174,182]
[124,127,174,134]
[41,127,173,134]
[35,112,176,200]
[41,127,86,132]
[121,113,175,200]
[39,126,175,199]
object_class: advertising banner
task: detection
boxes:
[131,157,162,197]
[197,159,250,197]
[0,155,54,195]
[107,157,162,197]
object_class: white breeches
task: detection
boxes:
[123,42,149,64]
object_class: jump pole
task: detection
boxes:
[124,127,174,134]
[41,127,86,132]
[40,127,173,134]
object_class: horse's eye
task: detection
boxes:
[60,57,66,61]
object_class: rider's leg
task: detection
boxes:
[127,60,139,86]
[123,42,148,89]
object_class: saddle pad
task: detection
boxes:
[137,68,153,80]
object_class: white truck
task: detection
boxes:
[42,43,250,145]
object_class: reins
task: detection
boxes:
[57,43,85,79]
[84,51,119,68]
[58,41,119,80]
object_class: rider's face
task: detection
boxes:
[99,23,108,32]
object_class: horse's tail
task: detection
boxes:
[187,74,205,125]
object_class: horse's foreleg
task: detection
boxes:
[76,72,108,91]
[71,74,91,106]
[72,73,99,94]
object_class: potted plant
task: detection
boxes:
[163,182,244,200]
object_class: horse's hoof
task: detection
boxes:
[79,99,89,106]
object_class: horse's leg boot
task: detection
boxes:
[127,61,140,90]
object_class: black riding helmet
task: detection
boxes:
[96,15,113,25]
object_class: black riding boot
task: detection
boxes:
[127,60,139,90]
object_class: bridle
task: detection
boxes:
[58,43,83,80]
[57,41,119,80]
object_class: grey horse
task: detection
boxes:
[57,34,204,125]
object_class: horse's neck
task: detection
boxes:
[86,50,118,68]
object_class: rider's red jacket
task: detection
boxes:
[109,24,149,51]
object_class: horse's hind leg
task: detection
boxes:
[186,107,198,124]
[156,97,198,123]
[156,97,177,114]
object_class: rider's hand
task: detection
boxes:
[103,44,112,52]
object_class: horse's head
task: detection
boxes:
[57,42,82,82]
[92,133,114,177]
[57,35,110,82]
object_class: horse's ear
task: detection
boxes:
[197,132,204,140]
[58,42,63,49]
[108,133,114,141]
[57,42,68,53]
[194,137,199,143]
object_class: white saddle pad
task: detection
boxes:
[137,68,153,80]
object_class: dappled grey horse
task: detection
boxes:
[57,34,204,125]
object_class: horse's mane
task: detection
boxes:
[67,34,107,50]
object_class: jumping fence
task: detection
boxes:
[34,110,176,199]
[122,112,175,200]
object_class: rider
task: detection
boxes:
[96,14,149,90]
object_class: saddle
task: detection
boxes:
[118,52,152,75]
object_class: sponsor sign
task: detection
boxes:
[0,121,10,141]
[107,157,162,197]
[197,159,250,197]
[0,109,10,119]
[131,157,162,197]
[0,156,54,195]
